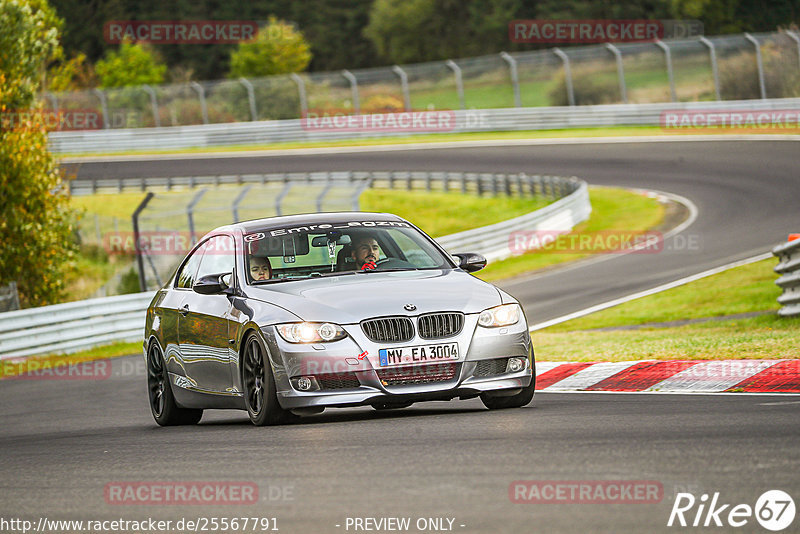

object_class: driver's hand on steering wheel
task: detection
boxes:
[361,260,377,271]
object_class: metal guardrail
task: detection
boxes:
[0,175,588,359]
[773,238,800,317]
[50,97,800,154]
[0,292,152,359]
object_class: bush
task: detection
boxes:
[0,0,78,308]
[719,41,800,100]
[548,67,620,106]
[228,17,312,78]
[95,41,166,89]
[117,267,141,295]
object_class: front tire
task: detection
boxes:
[146,343,203,426]
[242,333,296,426]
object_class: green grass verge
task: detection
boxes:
[360,189,549,238]
[545,259,781,332]
[534,315,798,362]
[477,187,665,282]
[533,259,798,361]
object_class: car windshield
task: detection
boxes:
[244,221,453,283]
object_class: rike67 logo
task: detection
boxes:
[668,490,795,531]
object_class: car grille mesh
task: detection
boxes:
[473,358,510,378]
[315,372,360,390]
[417,312,464,339]
[377,363,458,386]
[361,317,414,343]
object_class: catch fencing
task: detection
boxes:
[773,237,800,317]
[44,31,800,131]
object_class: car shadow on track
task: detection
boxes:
[196,404,493,427]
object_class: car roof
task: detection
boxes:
[213,212,408,235]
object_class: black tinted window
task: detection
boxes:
[176,248,203,289]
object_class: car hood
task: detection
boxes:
[246,269,502,324]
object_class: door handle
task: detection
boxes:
[179,304,190,317]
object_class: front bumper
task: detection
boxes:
[261,313,533,410]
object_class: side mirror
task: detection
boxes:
[193,273,232,295]
[453,253,487,273]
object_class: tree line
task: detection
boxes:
[48,0,800,85]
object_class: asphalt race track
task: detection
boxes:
[1,357,799,533]
[1,139,797,533]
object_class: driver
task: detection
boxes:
[350,234,381,271]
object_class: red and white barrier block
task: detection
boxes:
[534,360,800,393]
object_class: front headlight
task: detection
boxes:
[478,304,521,328]
[276,322,347,343]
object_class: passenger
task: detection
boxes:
[249,256,272,281]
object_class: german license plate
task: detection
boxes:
[378,343,459,367]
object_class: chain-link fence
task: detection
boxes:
[43,31,800,130]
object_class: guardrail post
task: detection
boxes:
[406,172,412,191]
[445,60,466,110]
[44,92,58,112]
[787,31,800,73]
[92,89,110,129]
[341,70,360,114]
[392,65,412,111]
[316,173,333,212]
[745,33,767,99]
[553,49,575,106]
[232,185,252,222]
[604,43,628,103]
[699,37,721,101]
[132,192,155,292]
[142,84,160,127]
[460,173,467,194]
[425,171,432,191]
[238,78,258,121]
[442,173,450,192]
[515,173,524,197]
[500,52,521,108]
[290,73,308,117]
[654,40,677,102]
[186,188,208,245]
[190,82,209,124]
[352,177,373,211]
[275,179,292,216]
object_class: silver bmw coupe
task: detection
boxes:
[144,212,535,426]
